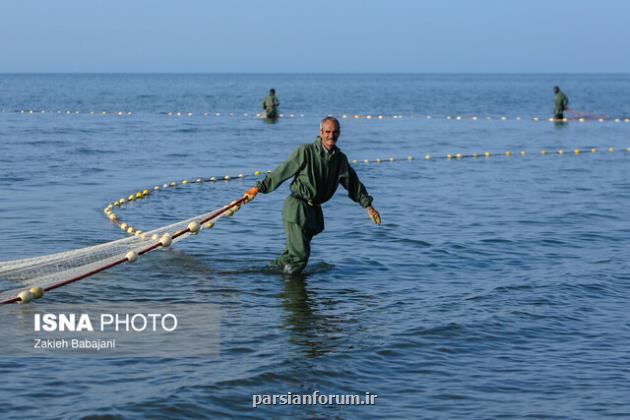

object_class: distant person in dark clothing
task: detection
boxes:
[553,86,569,120]
[262,88,280,119]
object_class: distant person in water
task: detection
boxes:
[553,86,569,120]
[262,88,280,119]
[242,116,381,275]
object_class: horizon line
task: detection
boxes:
[1,71,629,75]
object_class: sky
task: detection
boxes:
[0,0,628,73]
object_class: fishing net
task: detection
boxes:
[0,201,240,304]
[3,143,621,304]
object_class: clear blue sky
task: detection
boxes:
[1,0,628,73]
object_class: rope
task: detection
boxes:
[5,109,630,123]
[566,109,606,121]
[105,144,630,238]
[2,144,629,304]
[0,195,248,305]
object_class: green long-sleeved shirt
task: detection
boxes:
[262,94,279,110]
[554,91,569,114]
[256,138,373,231]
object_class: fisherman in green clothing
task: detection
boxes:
[553,86,569,120]
[243,116,381,274]
[262,88,280,119]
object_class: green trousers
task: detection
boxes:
[265,108,278,119]
[274,222,316,274]
[273,196,324,274]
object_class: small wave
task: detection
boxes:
[23,140,67,146]
[172,127,201,134]
[76,147,115,155]
[479,238,514,244]
[0,176,27,182]
[398,237,432,247]
[165,153,190,158]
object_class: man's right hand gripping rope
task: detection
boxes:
[243,187,259,203]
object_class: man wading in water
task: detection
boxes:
[262,88,280,119]
[553,86,569,120]
[243,117,381,274]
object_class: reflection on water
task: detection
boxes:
[3,74,630,418]
[261,116,279,125]
[280,276,343,358]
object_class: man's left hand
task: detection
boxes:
[367,206,381,225]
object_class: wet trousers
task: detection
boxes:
[273,196,324,274]
[265,108,278,119]
[273,222,318,274]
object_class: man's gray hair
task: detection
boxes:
[320,116,340,130]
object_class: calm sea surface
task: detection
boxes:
[1,74,630,419]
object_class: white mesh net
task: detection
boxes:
[0,205,233,303]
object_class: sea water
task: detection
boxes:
[1,74,630,418]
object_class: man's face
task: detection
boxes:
[320,120,340,151]
[553,87,559,94]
